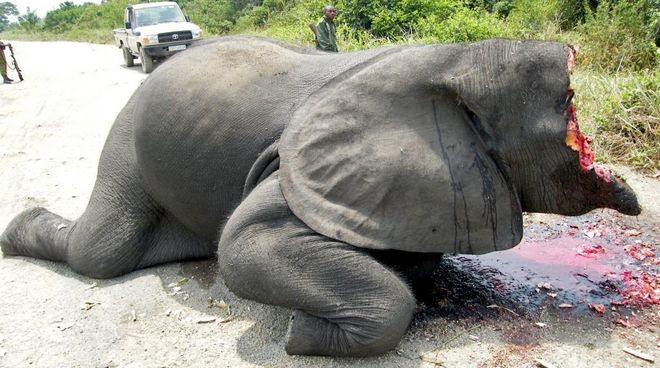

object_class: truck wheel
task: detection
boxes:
[123,47,134,67]
[140,47,154,73]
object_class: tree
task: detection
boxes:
[0,1,18,32]
[43,1,85,32]
[18,6,39,31]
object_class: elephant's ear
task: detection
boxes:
[279,73,522,255]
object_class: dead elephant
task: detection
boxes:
[1,37,640,357]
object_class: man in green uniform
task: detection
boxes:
[315,5,338,52]
[0,41,13,84]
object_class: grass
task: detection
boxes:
[573,69,659,173]
[1,28,115,44]
[2,26,658,173]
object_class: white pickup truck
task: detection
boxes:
[113,2,202,73]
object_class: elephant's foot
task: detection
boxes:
[285,309,411,357]
[285,311,330,355]
[1,207,70,261]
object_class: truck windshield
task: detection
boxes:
[134,5,186,27]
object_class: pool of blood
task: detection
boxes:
[417,214,657,321]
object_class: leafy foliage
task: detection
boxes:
[178,0,237,34]
[43,2,88,32]
[331,0,505,41]
[17,7,39,31]
[575,70,660,172]
[577,0,658,72]
[0,0,658,170]
[553,0,599,30]
[0,1,18,32]
[2,0,656,72]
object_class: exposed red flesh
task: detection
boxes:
[565,103,612,182]
[620,270,659,306]
[566,45,577,73]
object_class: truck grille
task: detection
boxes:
[158,31,193,43]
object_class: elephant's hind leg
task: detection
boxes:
[219,175,416,357]
[2,98,215,278]
[1,207,72,262]
[2,177,214,279]
[60,181,214,278]
[62,186,167,278]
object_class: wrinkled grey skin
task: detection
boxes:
[1,37,640,357]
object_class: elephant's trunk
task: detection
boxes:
[608,177,642,215]
[564,103,641,216]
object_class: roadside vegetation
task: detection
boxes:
[1,0,658,172]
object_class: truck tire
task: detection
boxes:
[140,47,154,73]
[123,47,134,67]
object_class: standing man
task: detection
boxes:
[315,5,338,52]
[0,41,13,84]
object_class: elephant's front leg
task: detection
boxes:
[219,174,416,357]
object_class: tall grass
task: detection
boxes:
[1,28,114,43]
[1,0,658,172]
[573,70,659,172]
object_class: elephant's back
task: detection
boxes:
[132,37,392,240]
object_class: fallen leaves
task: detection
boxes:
[575,244,605,257]
[165,307,234,325]
[55,321,75,331]
[196,316,217,324]
[614,318,642,328]
[537,282,554,291]
[171,278,189,287]
[207,297,229,311]
[206,297,233,323]
[218,316,234,323]
[420,351,445,365]
[167,278,190,300]
[81,301,100,311]
[620,270,659,306]
[588,303,606,314]
[534,358,558,368]
[623,347,655,363]
[487,304,520,317]
[624,242,656,262]
[623,229,642,237]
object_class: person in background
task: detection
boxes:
[0,41,13,84]
[315,5,338,52]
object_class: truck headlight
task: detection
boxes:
[141,35,158,45]
[193,29,202,39]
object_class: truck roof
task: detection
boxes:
[129,2,178,10]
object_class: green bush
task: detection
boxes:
[506,0,563,38]
[2,0,658,171]
[0,1,19,32]
[43,2,87,32]
[554,0,599,30]
[336,0,501,41]
[179,0,235,35]
[424,7,505,42]
[241,0,326,45]
[596,71,659,171]
[578,0,658,72]
[42,1,129,32]
[573,70,659,172]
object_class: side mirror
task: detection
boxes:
[125,21,131,29]
[185,15,190,22]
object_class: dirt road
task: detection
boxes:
[0,41,657,367]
